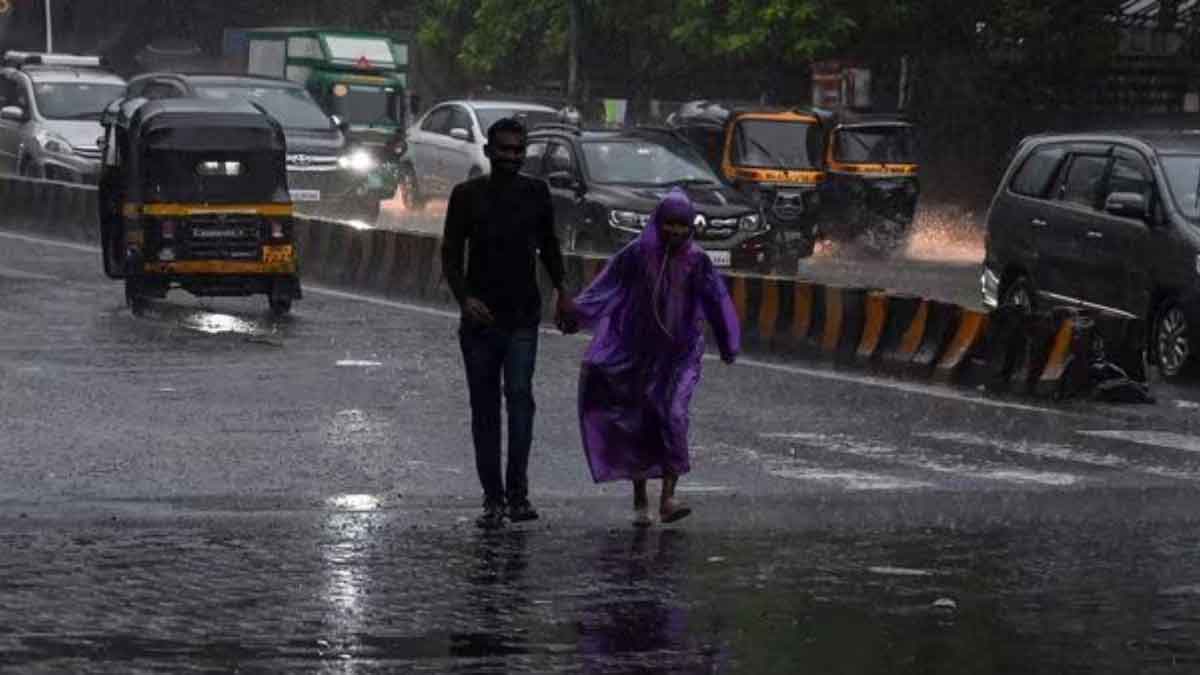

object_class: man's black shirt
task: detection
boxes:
[441,174,566,329]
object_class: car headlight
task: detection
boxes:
[609,209,650,230]
[338,149,377,173]
[35,130,74,156]
[738,213,762,232]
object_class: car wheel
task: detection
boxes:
[397,165,424,211]
[353,200,382,226]
[1000,275,1035,314]
[19,157,41,179]
[1153,299,1193,378]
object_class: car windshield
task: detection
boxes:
[835,125,918,164]
[476,108,561,133]
[582,138,723,186]
[1162,155,1200,221]
[194,85,332,130]
[33,82,125,121]
[330,83,401,126]
[732,119,821,169]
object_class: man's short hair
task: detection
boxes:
[487,117,527,145]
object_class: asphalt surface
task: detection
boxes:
[6,228,1200,672]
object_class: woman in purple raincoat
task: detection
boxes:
[567,188,740,526]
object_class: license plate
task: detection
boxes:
[706,250,731,267]
[262,245,294,263]
[290,189,321,202]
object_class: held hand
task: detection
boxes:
[462,297,495,325]
[555,293,580,335]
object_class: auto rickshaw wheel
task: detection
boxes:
[854,217,909,258]
[124,278,149,314]
[269,295,293,317]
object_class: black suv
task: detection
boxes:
[983,130,1200,376]
[123,73,389,223]
[524,125,773,271]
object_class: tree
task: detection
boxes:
[671,0,856,102]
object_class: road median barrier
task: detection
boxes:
[1,174,1156,404]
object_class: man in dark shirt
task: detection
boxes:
[442,117,574,529]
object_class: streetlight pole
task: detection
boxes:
[44,0,52,53]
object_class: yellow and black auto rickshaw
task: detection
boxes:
[819,112,921,256]
[98,97,301,314]
[669,101,826,269]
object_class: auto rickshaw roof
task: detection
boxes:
[832,111,915,130]
[669,100,819,127]
[107,97,286,152]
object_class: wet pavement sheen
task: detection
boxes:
[4,493,1200,674]
[7,231,1200,672]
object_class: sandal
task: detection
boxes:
[660,503,692,524]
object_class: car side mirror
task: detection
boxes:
[547,170,581,191]
[1105,191,1148,220]
[449,127,472,142]
[330,115,350,132]
[1,105,25,122]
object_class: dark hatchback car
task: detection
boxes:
[983,130,1200,377]
[524,125,772,271]
[123,73,388,223]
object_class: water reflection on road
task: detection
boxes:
[5,498,1200,673]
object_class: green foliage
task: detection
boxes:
[672,0,855,64]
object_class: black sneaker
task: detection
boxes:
[507,500,539,523]
[476,501,506,529]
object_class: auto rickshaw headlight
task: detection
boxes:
[158,247,176,262]
[161,219,177,240]
[271,221,285,239]
[738,214,762,232]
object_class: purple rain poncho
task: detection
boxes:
[573,188,741,483]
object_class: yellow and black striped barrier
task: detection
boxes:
[0,172,1152,403]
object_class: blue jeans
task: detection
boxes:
[458,322,539,505]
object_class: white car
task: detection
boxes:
[399,99,561,208]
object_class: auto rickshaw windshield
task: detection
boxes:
[834,125,918,164]
[732,119,822,169]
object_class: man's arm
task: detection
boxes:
[441,184,469,306]
[535,181,566,292]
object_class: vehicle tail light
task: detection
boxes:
[271,221,285,239]
[161,219,176,240]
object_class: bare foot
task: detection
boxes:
[633,506,653,528]
[659,499,692,524]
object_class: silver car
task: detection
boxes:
[0,52,126,184]
[399,99,562,207]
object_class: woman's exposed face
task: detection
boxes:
[661,219,690,250]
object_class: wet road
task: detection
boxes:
[5,229,1200,672]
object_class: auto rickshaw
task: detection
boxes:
[98,97,301,315]
[818,112,921,256]
[669,100,826,270]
